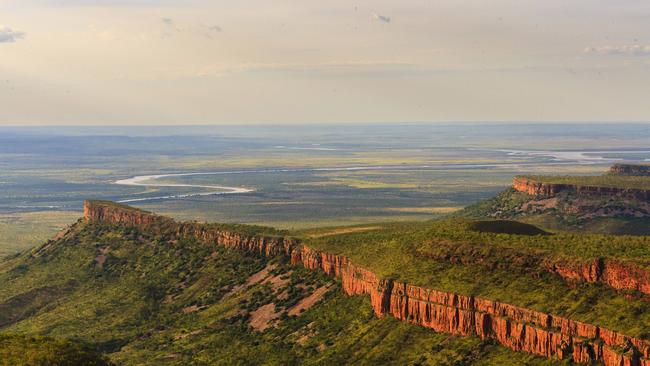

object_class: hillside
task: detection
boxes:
[459,164,650,234]
[0,335,112,366]
[0,202,565,366]
[2,201,650,365]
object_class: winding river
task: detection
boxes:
[112,148,650,203]
[114,173,254,203]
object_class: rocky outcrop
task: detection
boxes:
[84,201,170,227]
[513,176,569,196]
[83,200,650,366]
[513,177,650,201]
[418,242,650,297]
[609,164,650,177]
[84,201,296,257]
[289,246,650,366]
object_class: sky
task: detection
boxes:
[1,0,650,125]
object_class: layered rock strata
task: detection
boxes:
[83,200,650,365]
[418,243,650,297]
[609,164,650,177]
[512,177,650,201]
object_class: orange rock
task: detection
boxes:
[83,200,650,366]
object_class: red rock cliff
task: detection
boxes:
[418,242,650,297]
[512,176,650,201]
[83,200,650,366]
[84,200,170,227]
[609,164,650,177]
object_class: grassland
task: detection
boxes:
[0,211,79,256]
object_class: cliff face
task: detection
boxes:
[609,164,650,177]
[418,242,650,297]
[83,201,650,366]
[293,247,650,366]
[512,177,650,201]
[84,201,170,227]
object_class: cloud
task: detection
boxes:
[160,18,222,40]
[203,24,222,39]
[584,45,650,56]
[0,26,25,43]
[195,60,414,77]
[161,17,182,38]
[370,12,391,24]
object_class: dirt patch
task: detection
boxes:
[246,264,277,286]
[309,226,382,238]
[292,321,318,345]
[522,197,559,211]
[288,285,331,316]
[224,263,277,298]
[249,303,280,331]
[53,227,70,240]
[173,330,202,340]
[263,271,292,291]
[94,247,110,268]
[182,305,201,314]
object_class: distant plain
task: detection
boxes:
[1,123,649,255]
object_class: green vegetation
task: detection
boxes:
[519,174,650,190]
[457,186,650,235]
[0,220,566,365]
[304,219,650,338]
[0,335,112,366]
[468,220,549,235]
[305,218,650,265]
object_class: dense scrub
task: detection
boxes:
[0,335,112,366]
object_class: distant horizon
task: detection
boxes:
[2,121,650,128]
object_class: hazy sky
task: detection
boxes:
[1,0,650,125]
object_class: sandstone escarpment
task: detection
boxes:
[513,177,650,201]
[83,200,650,366]
[84,200,170,227]
[290,246,650,366]
[417,242,650,297]
[609,164,650,177]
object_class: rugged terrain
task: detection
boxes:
[3,200,650,365]
[460,164,650,234]
[0,201,565,366]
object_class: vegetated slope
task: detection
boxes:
[0,334,113,366]
[0,216,559,365]
[33,201,650,365]
[457,164,650,235]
